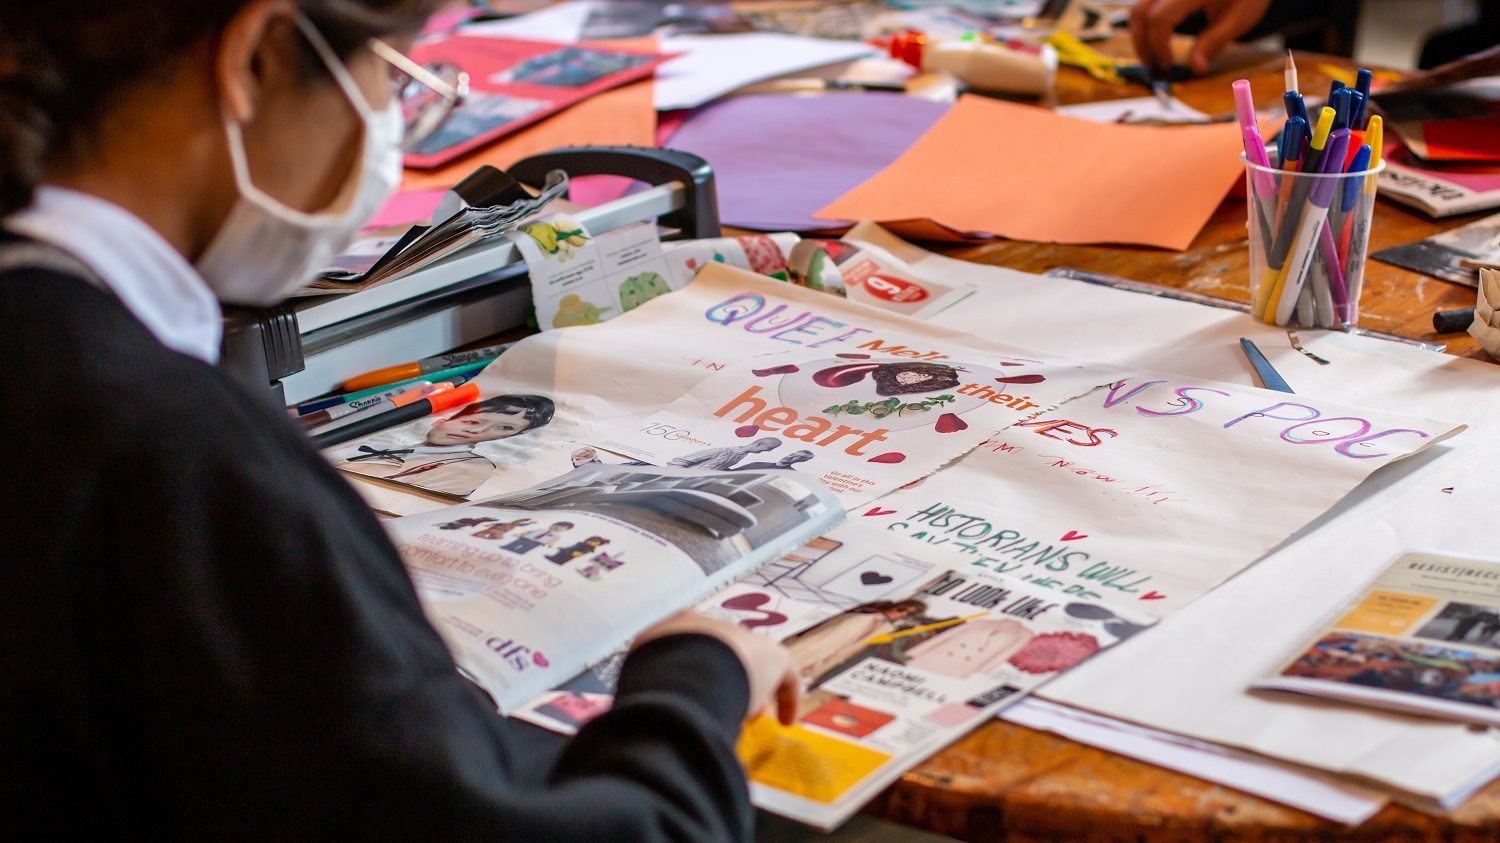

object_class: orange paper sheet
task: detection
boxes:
[402,38,658,193]
[815,95,1248,251]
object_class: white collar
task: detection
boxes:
[6,186,222,363]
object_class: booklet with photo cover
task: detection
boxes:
[386,463,842,711]
[508,522,1152,830]
[1255,550,1500,726]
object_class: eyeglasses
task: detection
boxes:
[369,40,470,153]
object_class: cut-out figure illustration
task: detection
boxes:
[501,521,574,554]
[548,536,611,565]
[437,517,497,531]
[472,517,536,541]
[577,551,626,581]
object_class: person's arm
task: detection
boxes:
[92,385,790,840]
[1129,0,1271,74]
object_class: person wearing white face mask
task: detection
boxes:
[0,2,798,839]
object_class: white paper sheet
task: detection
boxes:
[653,33,877,110]
[1003,699,1388,825]
[1056,95,1211,124]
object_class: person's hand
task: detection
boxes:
[1129,0,1271,76]
[635,611,801,725]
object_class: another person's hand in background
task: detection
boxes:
[1129,0,1271,75]
[636,611,802,725]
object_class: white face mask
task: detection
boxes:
[196,14,403,306]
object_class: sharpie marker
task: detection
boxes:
[314,382,480,449]
[292,358,493,415]
[297,381,430,429]
[308,381,453,438]
[342,342,512,392]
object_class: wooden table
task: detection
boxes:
[872,42,1500,842]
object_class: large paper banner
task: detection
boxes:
[474,265,1460,616]
[866,373,1462,614]
[598,348,1105,505]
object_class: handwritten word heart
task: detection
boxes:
[860,572,895,586]
[1060,530,1087,542]
[863,506,897,517]
[1140,591,1166,601]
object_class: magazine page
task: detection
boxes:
[594,347,1110,506]
[386,464,842,712]
[1380,141,1500,218]
[404,36,669,168]
[512,522,942,734]
[512,523,1151,830]
[1255,551,1500,726]
[739,563,1147,829]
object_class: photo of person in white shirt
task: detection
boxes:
[335,394,555,497]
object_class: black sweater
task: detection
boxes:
[0,251,753,839]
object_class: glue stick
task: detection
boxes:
[886,31,1056,96]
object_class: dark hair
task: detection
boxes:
[0,0,440,215]
[453,394,556,427]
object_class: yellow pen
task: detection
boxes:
[864,612,989,646]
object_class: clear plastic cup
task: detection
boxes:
[1243,153,1385,328]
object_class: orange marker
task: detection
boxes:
[313,382,480,448]
[342,342,511,392]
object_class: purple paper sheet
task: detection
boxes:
[664,93,950,231]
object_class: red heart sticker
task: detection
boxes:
[863,506,897,517]
[934,412,968,433]
[1060,530,1087,542]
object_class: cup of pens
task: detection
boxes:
[1237,73,1385,328]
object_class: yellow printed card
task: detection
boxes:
[737,716,891,804]
[1335,590,1438,636]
